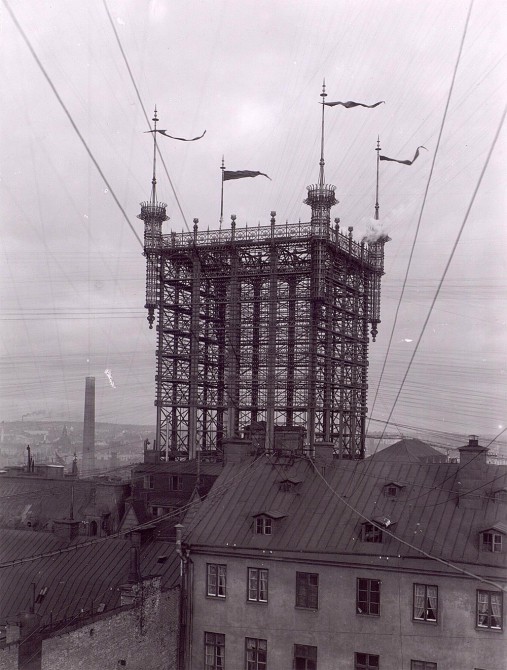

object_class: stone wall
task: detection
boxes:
[0,643,17,670]
[42,584,179,670]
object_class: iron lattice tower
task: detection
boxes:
[139,101,387,461]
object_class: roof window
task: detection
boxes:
[480,525,506,553]
[383,482,405,498]
[278,477,302,492]
[253,510,287,535]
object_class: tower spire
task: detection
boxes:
[304,81,337,232]
[150,106,159,205]
[319,79,327,186]
[138,106,168,329]
[374,135,381,220]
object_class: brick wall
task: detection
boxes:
[41,584,179,670]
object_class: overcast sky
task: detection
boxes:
[1,0,505,451]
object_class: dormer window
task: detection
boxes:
[361,517,395,543]
[383,482,405,499]
[256,517,272,535]
[362,523,383,543]
[492,489,507,503]
[480,523,506,552]
[481,532,502,553]
[253,510,287,535]
[278,477,302,492]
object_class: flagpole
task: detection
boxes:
[374,135,381,220]
[319,79,327,186]
[220,156,225,228]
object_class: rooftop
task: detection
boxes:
[184,439,507,575]
[0,528,180,628]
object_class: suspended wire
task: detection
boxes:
[367,0,476,439]
[307,457,505,592]
[0,454,265,569]
[378,104,505,447]
[1,0,143,248]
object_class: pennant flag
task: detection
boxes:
[324,100,385,109]
[380,145,427,165]
[145,129,206,141]
[223,170,271,181]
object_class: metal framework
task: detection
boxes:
[139,103,387,461]
[139,194,387,461]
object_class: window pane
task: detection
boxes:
[259,570,268,601]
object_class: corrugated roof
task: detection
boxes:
[0,528,180,627]
[184,452,507,573]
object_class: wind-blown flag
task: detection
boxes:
[145,129,206,141]
[380,145,427,165]
[223,170,271,181]
[324,100,385,109]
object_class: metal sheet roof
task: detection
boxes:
[0,529,180,628]
[184,445,507,573]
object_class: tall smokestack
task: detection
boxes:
[82,376,95,474]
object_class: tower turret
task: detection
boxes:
[138,108,168,328]
[304,81,337,233]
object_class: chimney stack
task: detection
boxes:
[457,435,489,509]
[82,376,95,474]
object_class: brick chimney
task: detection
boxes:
[53,518,80,542]
[82,376,96,474]
[314,441,335,464]
[457,435,489,509]
[222,437,253,464]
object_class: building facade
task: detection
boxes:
[182,437,507,669]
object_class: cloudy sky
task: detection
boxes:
[1,0,505,451]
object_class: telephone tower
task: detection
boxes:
[139,101,388,461]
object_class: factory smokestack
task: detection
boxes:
[82,376,95,474]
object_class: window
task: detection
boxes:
[255,517,272,535]
[362,523,382,543]
[207,564,226,598]
[477,590,503,630]
[205,632,225,670]
[411,662,436,670]
[355,653,379,669]
[245,637,267,670]
[296,572,319,609]
[413,584,437,622]
[169,475,182,491]
[248,568,268,602]
[357,578,380,616]
[143,474,154,489]
[294,644,317,670]
[386,486,398,498]
[481,532,502,552]
[493,489,507,503]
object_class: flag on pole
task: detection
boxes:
[145,129,206,141]
[323,100,385,109]
[380,145,427,165]
[223,170,271,181]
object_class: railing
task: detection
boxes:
[158,221,386,268]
